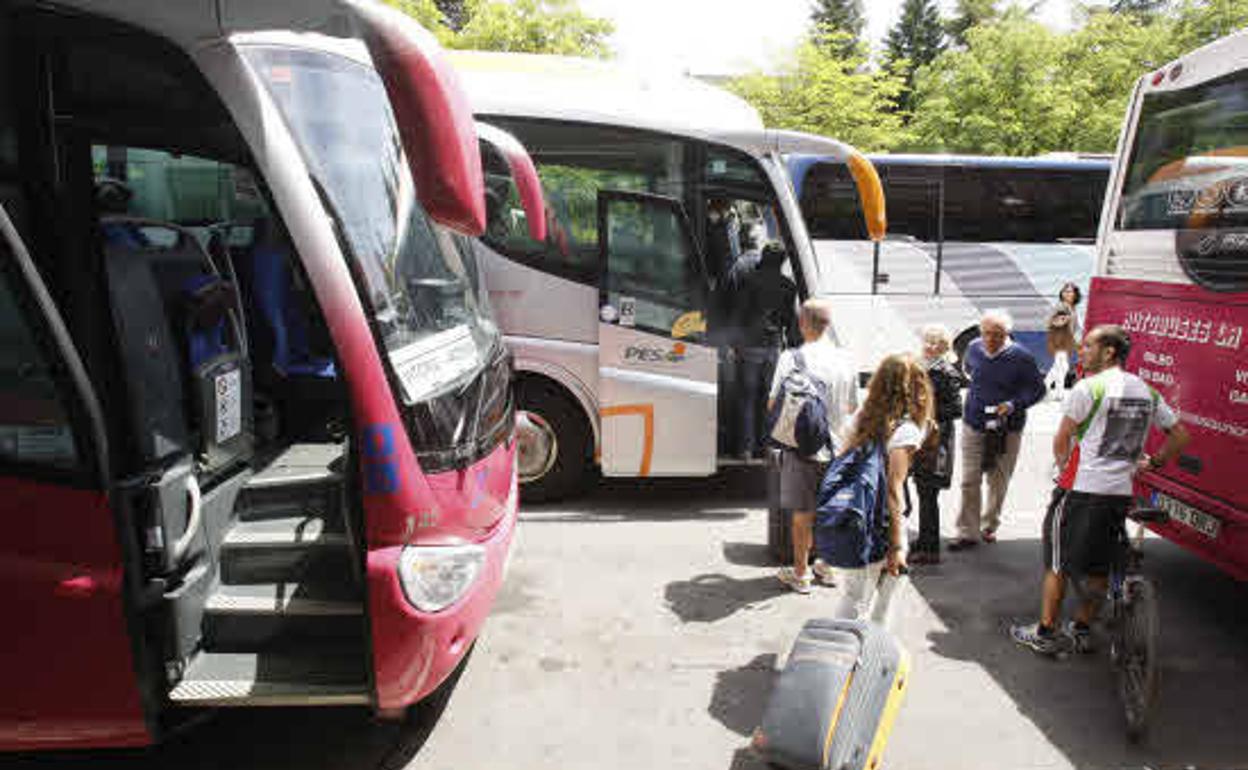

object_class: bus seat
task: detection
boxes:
[245,218,336,380]
[101,216,253,474]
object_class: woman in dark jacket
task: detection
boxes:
[910,325,964,564]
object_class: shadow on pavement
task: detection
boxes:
[910,536,1248,768]
[721,541,774,567]
[707,653,778,737]
[0,649,468,770]
[664,574,786,623]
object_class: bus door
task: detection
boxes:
[596,191,716,477]
[0,203,149,749]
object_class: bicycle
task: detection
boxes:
[1072,504,1167,742]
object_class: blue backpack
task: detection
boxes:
[765,350,831,458]
[814,442,889,568]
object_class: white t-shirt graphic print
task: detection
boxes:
[1064,367,1179,496]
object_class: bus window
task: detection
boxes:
[0,268,78,470]
[479,119,688,286]
[601,193,704,339]
[1118,69,1248,291]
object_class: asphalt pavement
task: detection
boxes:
[5,402,1245,770]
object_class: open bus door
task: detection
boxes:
[0,203,150,749]
[596,191,717,477]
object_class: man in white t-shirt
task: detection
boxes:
[770,299,859,593]
[1012,325,1190,655]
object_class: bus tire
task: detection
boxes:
[953,326,980,376]
[515,378,590,503]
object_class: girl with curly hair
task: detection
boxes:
[831,353,936,622]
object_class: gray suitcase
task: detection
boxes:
[753,618,910,770]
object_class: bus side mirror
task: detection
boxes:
[345,0,486,236]
[476,122,547,243]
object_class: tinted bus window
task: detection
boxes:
[480,119,688,285]
[1119,69,1248,232]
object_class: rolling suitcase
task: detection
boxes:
[752,618,910,770]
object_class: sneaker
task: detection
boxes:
[947,538,979,552]
[909,550,940,565]
[811,559,836,587]
[1064,621,1096,654]
[981,529,998,544]
[1010,622,1065,656]
[776,566,812,594]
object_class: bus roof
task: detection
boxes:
[45,0,351,45]
[797,153,1112,172]
[448,50,765,138]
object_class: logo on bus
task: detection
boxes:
[624,342,687,364]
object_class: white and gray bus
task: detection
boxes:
[448,51,887,500]
[789,153,1111,373]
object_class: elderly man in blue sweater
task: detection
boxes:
[950,309,1046,550]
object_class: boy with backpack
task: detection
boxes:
[769,299,858,594]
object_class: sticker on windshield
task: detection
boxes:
[215,368,242,443]
[619,296,636,327]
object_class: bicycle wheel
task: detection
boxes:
[1117,576,1160,742]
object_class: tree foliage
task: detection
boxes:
[810,0,866,56]
[725,36,907,152]
[383,0,614,58]
[901,2,1240,154]
[946,0,998,47]
[884,0,946,114]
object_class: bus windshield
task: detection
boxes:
[243,45,498,404]
[1119,69,1248,232]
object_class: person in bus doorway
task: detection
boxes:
[772,299,858,593]
[909,325,964,565]
[1012,325,1190,655]
[708,199,743,455]
[731,236,797,460]
[1044,282,1083,400]
[950,309,1046,551]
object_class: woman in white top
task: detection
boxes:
[833,353,935,624]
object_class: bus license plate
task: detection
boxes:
[1153,492,1221,540]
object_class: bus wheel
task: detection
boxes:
[953,327,980,375]
[516,379,589,502]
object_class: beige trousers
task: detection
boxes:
[956,426,1023,540]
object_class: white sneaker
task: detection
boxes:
[812,559,836,587]
[776,566,812,594]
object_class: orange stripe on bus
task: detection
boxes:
[600,403,655,477]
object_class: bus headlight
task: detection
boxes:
[397,544,486,613]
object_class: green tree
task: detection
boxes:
[946,0,998,47]
[452,0,614,57]
[435,0,468,30]
[906,9,1183,155]
[810,0,866,56]
[1060,10,1182,150]
[1173,0,1248,47]
[383,0,614,57]
[726,36,907,152]
[884,0,946,115]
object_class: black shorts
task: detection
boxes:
[1042,488,1130,577]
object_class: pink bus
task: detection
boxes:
[1085,28,1248,580]
[0,0,544,750]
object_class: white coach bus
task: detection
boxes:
[789,153,1111,374]
[448,51,887,500]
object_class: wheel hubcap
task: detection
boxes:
[516,410,558,484]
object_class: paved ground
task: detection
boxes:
[6,403,1246,770]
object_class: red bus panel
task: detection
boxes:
[1086,276,1248,579]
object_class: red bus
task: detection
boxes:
[0,0,545,749]
[1086,28,1248,580]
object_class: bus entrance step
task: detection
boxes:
[219,516,351,585]
[169,650,369,707]
[236,443,345,523]
[203,581,364,652]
